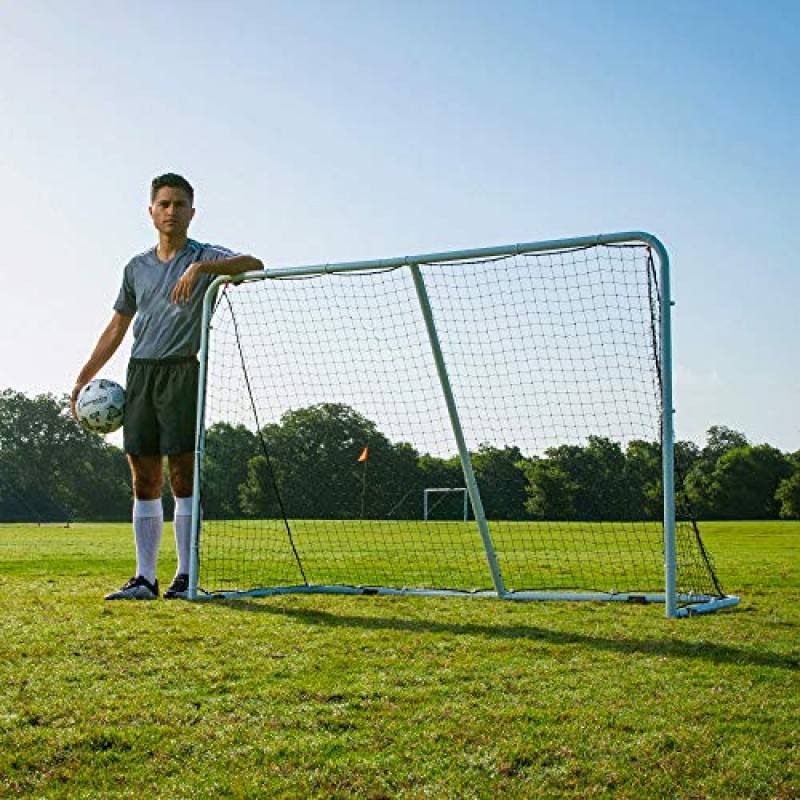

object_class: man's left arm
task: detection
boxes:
[171,254,264,304]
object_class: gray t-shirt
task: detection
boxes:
[114,239,236,359]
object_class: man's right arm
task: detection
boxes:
[70,311,132,419]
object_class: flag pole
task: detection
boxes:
[358,446,369,519]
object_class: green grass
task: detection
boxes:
[0,521,797,798]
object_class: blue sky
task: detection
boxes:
[0,0,797,451]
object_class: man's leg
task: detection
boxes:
[130,454,164,585]
[165,452,194,598]
[105,454,164,600]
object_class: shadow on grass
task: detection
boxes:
[216,599,798,671]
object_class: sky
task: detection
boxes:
[0,0,798,452]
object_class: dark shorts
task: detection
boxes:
[124,357,199,456]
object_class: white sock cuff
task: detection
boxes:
[133,498,164,520]
[174,495,194,517]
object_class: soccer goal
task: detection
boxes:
[189,231,739,617]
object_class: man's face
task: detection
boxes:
[149,186,195,236]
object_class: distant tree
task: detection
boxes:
[675,439,701,482]
[522,454,578,520]
[203,423,259,518]
[380,441,424,519]
[625,439,661,520]
[685,426,750,518]
[238,403,421,520]
[775,451,800,520]
[581,436,640,520]
[702,425,750,461]
[705,444,792,520]
[6,387,794,525]
[417,453,462,488]
[0,389,129,521]
[472,444,529,520]
[239,453,283,518]
[522,437,638,521]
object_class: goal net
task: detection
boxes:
[424,488,468,521]
[190,233,738,616]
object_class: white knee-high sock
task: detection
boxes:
[173,495,196,576]
[133,498,163,584]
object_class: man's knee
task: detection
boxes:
[169,453,195,498]
[129,455,163,500]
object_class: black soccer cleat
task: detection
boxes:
[105,575,159,600]
[164,573,190,600]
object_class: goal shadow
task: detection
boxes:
[216,599,795,672]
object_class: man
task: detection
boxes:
[71,173,263,600]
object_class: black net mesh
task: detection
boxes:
[198,243,726,605]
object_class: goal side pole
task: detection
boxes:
[410,265,507,597]
[188,280,223,601]
[652,239,679,619]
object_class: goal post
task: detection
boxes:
[189,231,739,617]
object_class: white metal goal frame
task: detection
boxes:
[188,231,740,618]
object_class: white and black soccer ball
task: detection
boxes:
[76,379,125,434]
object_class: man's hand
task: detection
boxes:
[172,255,263,304]
[70,382,86,420]
[172,262,202,305]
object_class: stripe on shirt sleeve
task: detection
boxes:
[200,243,239,261]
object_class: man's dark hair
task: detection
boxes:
[150,173,194,203]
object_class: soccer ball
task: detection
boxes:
[76,379,125,434]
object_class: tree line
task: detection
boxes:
[1,389,798,523]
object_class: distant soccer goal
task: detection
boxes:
[189,232,739,617]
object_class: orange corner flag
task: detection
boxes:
[358,446,369,462]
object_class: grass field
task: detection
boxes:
[0,521,797,798]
